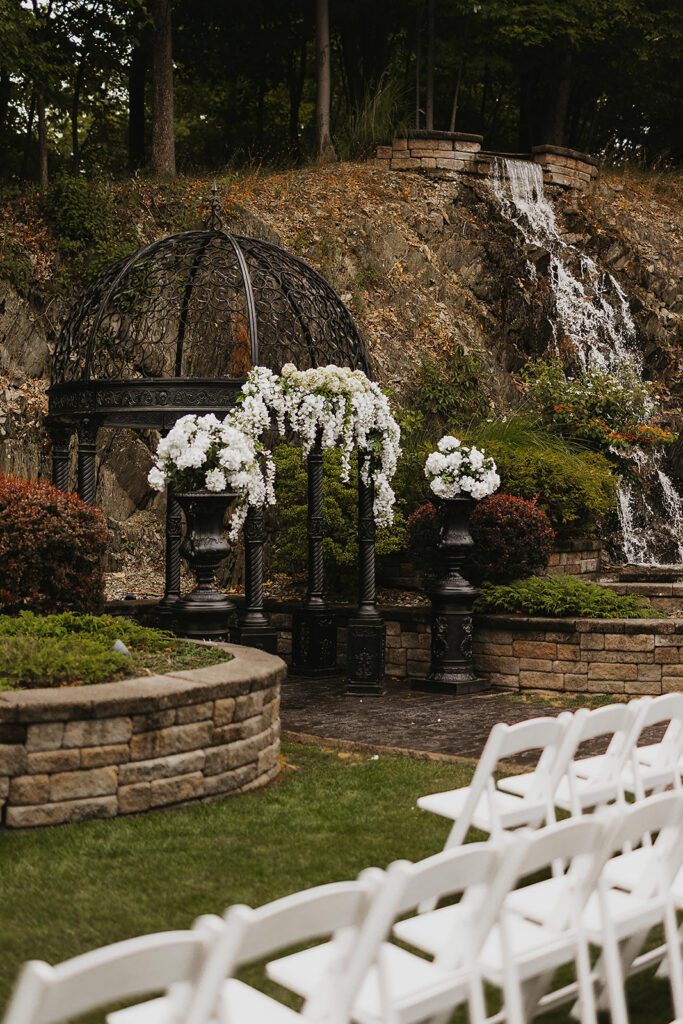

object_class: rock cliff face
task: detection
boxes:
[1,163,681,561]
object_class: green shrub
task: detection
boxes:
[475,575,655,619]
[271,443,406,598]
[0,613,229,691]
[521,358,674,451]
[482,442,617,536]
[0,636,130,690]
[45,175,136,283]
[408,346,489,427]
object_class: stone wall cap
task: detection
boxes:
[532,144,599,166]
[398,129,483,143]
[0,644,286,723]
[474,613,672,633]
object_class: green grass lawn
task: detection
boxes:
[0,742,674,1022]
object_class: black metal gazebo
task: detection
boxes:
[47,194,385,692]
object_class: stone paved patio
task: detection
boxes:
[281,678,584,762]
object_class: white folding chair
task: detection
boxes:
[2,916,222,1024]
[623,693,683,798]
[417,714,573,850]
[108,875,383,1024]
[582,792,683,1024]
[266,840,524,1024]
[397,817,609,1024]
[501,702,649,816]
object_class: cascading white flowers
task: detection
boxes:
[147,413,275,540]
[424,435,500,501]
[239,363,402,528]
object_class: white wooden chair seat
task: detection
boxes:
[392,901,471,956]
[477,915,580,984]
[498,768,618,809]
[417,785,547,830]
[504,876,568,924]
[581,886,666,942]
[267,940,468,1024]
[109,980,303,1024]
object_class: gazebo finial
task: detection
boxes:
[206,180,225,231]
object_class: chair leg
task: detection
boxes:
[664,902,683,1020]
[575,937,598,1024]
[600,933,630,1024]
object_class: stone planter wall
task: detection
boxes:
[600,582,683,615]
[0,644,285,829]
[545,539,602,578]
[473,615,683,696]
[376,132,598,191]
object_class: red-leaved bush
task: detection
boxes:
[0,474,108,614]
[470,493,555,582]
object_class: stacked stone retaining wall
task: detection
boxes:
[473,615,683,695]
[0,644,285,829]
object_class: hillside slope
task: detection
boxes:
[1,161,682,527]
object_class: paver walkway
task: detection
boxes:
[280,677,583,762]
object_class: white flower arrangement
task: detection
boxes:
[424,435,500,501]
[238,363,402,528]
[148,413,275,540]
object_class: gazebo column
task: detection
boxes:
[239,507,278,653]
[76,419,98,505]
[50,424,73,492]
[292,430,337,676]
[346,469,386,695]
[157,483,183,626]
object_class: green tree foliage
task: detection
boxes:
[0,0,681,183]
[475,573,655,619]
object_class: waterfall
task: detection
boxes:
[492,158,636,371]
[491,157,682,566]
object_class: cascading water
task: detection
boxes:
[491,157,683,566]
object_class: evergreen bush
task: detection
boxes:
[470,493,554,582]
[475,574,655,619]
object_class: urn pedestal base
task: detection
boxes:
[175,593,238,643]
[238,617,279,655]
[292,606,338,677]
[411,495,488,695]
[346,616,386,696]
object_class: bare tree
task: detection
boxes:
[425,0,434,130]
[150,0,175,179]
[315,0,336,161]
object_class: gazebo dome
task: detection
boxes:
[49,196,369,429]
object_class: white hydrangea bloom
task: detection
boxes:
[424,434,500,502]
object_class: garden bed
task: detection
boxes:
[0,642,284,829]
[0,614,229,691]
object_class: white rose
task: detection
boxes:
[205,468,227,492]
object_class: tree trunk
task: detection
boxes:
[546,48,573,146]
[315,0,335,160]
[0,68,10,140]
[448,59,463,132]
[425,0,435,130]
[71,59,85,169]
[415,1,422,129]
[288,25,307,159]
[150,0,175,179]
[20,89,36,180]
[128,35,147,170]
[37,91,48,187]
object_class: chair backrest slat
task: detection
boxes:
[3,923,221,1024]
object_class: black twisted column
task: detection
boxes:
[412,496,486,694]
[239,507,278,653]
[292,430,337,676]
[157,483,183,627]
[346,468,386,695]
[76,419,98,505]
[49,424,73,492]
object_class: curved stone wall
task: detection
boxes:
[473,615,683,695]
[0,644,285,829]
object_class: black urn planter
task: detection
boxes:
[412,495,487,694]
[174,491,238,641]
